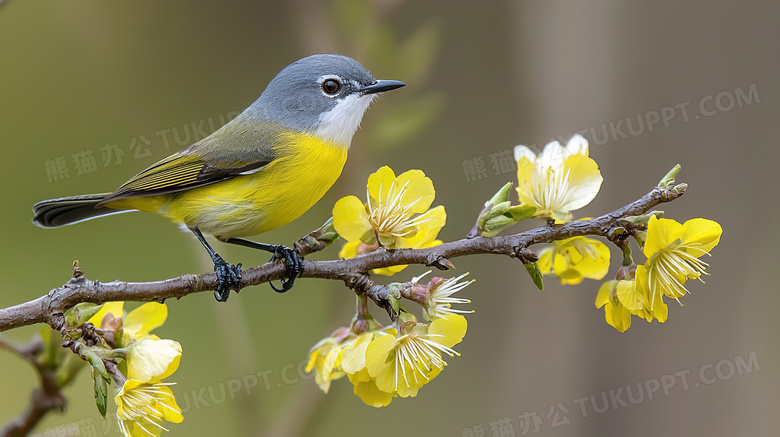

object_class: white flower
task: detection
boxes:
[514,135,603,222]
[419,272,474,320]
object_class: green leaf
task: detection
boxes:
[525,262,544,291]
[487,182,513,204]
[83,347,110,382]
[64,302,102,329]
[657,164,681,188]
[505,205,537,221]
[93,367,108,417]
[480,205,537,237]
[386,284,403,319]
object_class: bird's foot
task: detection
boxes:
[269,246,304,293]
[213,256,242,302]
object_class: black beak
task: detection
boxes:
[361,79,406,95]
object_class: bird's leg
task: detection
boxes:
[222,238,304,293]
[192,228,242,302]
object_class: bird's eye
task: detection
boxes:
[322,78,341,95]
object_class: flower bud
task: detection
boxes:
[469,183,536,238]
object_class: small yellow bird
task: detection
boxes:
[33,54,405,301]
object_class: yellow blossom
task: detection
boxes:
[305,330,352,393]
[88,302,168,347]
[365,314,467,398]
[89,302,125,328]
[115,333,183,437]
[123,303,168,344]
[126,338,182,384]
[637,216,722,322]
[595,280,652,332]
[514,135,603,222]
[351,378,395,408]
[341,329,397,407]
[115,379,183,437]
[538,236,611,285]
[333,166,446,250]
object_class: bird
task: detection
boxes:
[32,54,405,302]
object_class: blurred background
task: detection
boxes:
[0,1,777,436]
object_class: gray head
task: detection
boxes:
[247,54,405,147]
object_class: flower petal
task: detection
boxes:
[557,154,603,212]
[365,333,396,378]
[332,196,372,243]
[395,169,435,213]
[89,302,124,328]
[680,218,722,255]
[372,264,409,276]
[428,314,467,349]
[636,264,668,323]
[615,280,644,312]
[338,240,361,259]
[538,141,569,169]
[123,303,167,342]
[644,216,684,257]
[596,281,616,309]
[537,246,554,274]
[397,206,446,248]
[394,360,441,398]
[605,301,631,332]
[515,148,536,207]
[353,379,395,407]
[513,145,536,163]
[565,134,589,156]
[156,385,184,424]
[341,333,374,374]
[127,338,182,383]
[366,166,397,201]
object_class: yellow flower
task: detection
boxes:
[333,166,446,249]
[365,314,467,398]
[538,236,611,285]
[351,378,395,408]
[115,379,183,437]
[341,329,397,408]
[123,303,168,344]
[514,135,603,222]
[88,302,168,347]
[305,329,353,393]
[338,240,377,260]
[126,338,182,384]
[306,315,468,407]
[115,331,183,437]
[637,216,722,322]
[595,280,652,332]
[89,302,125,328]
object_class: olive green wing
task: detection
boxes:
[99,130,277,204]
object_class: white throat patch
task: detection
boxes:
[313,93,376,148]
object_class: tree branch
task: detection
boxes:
[0,337,66,437]
[0,185,684,333]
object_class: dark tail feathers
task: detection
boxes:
[32,194,129,228]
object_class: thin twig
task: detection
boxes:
[0,185,684,333]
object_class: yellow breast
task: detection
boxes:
[158,132,348,239]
